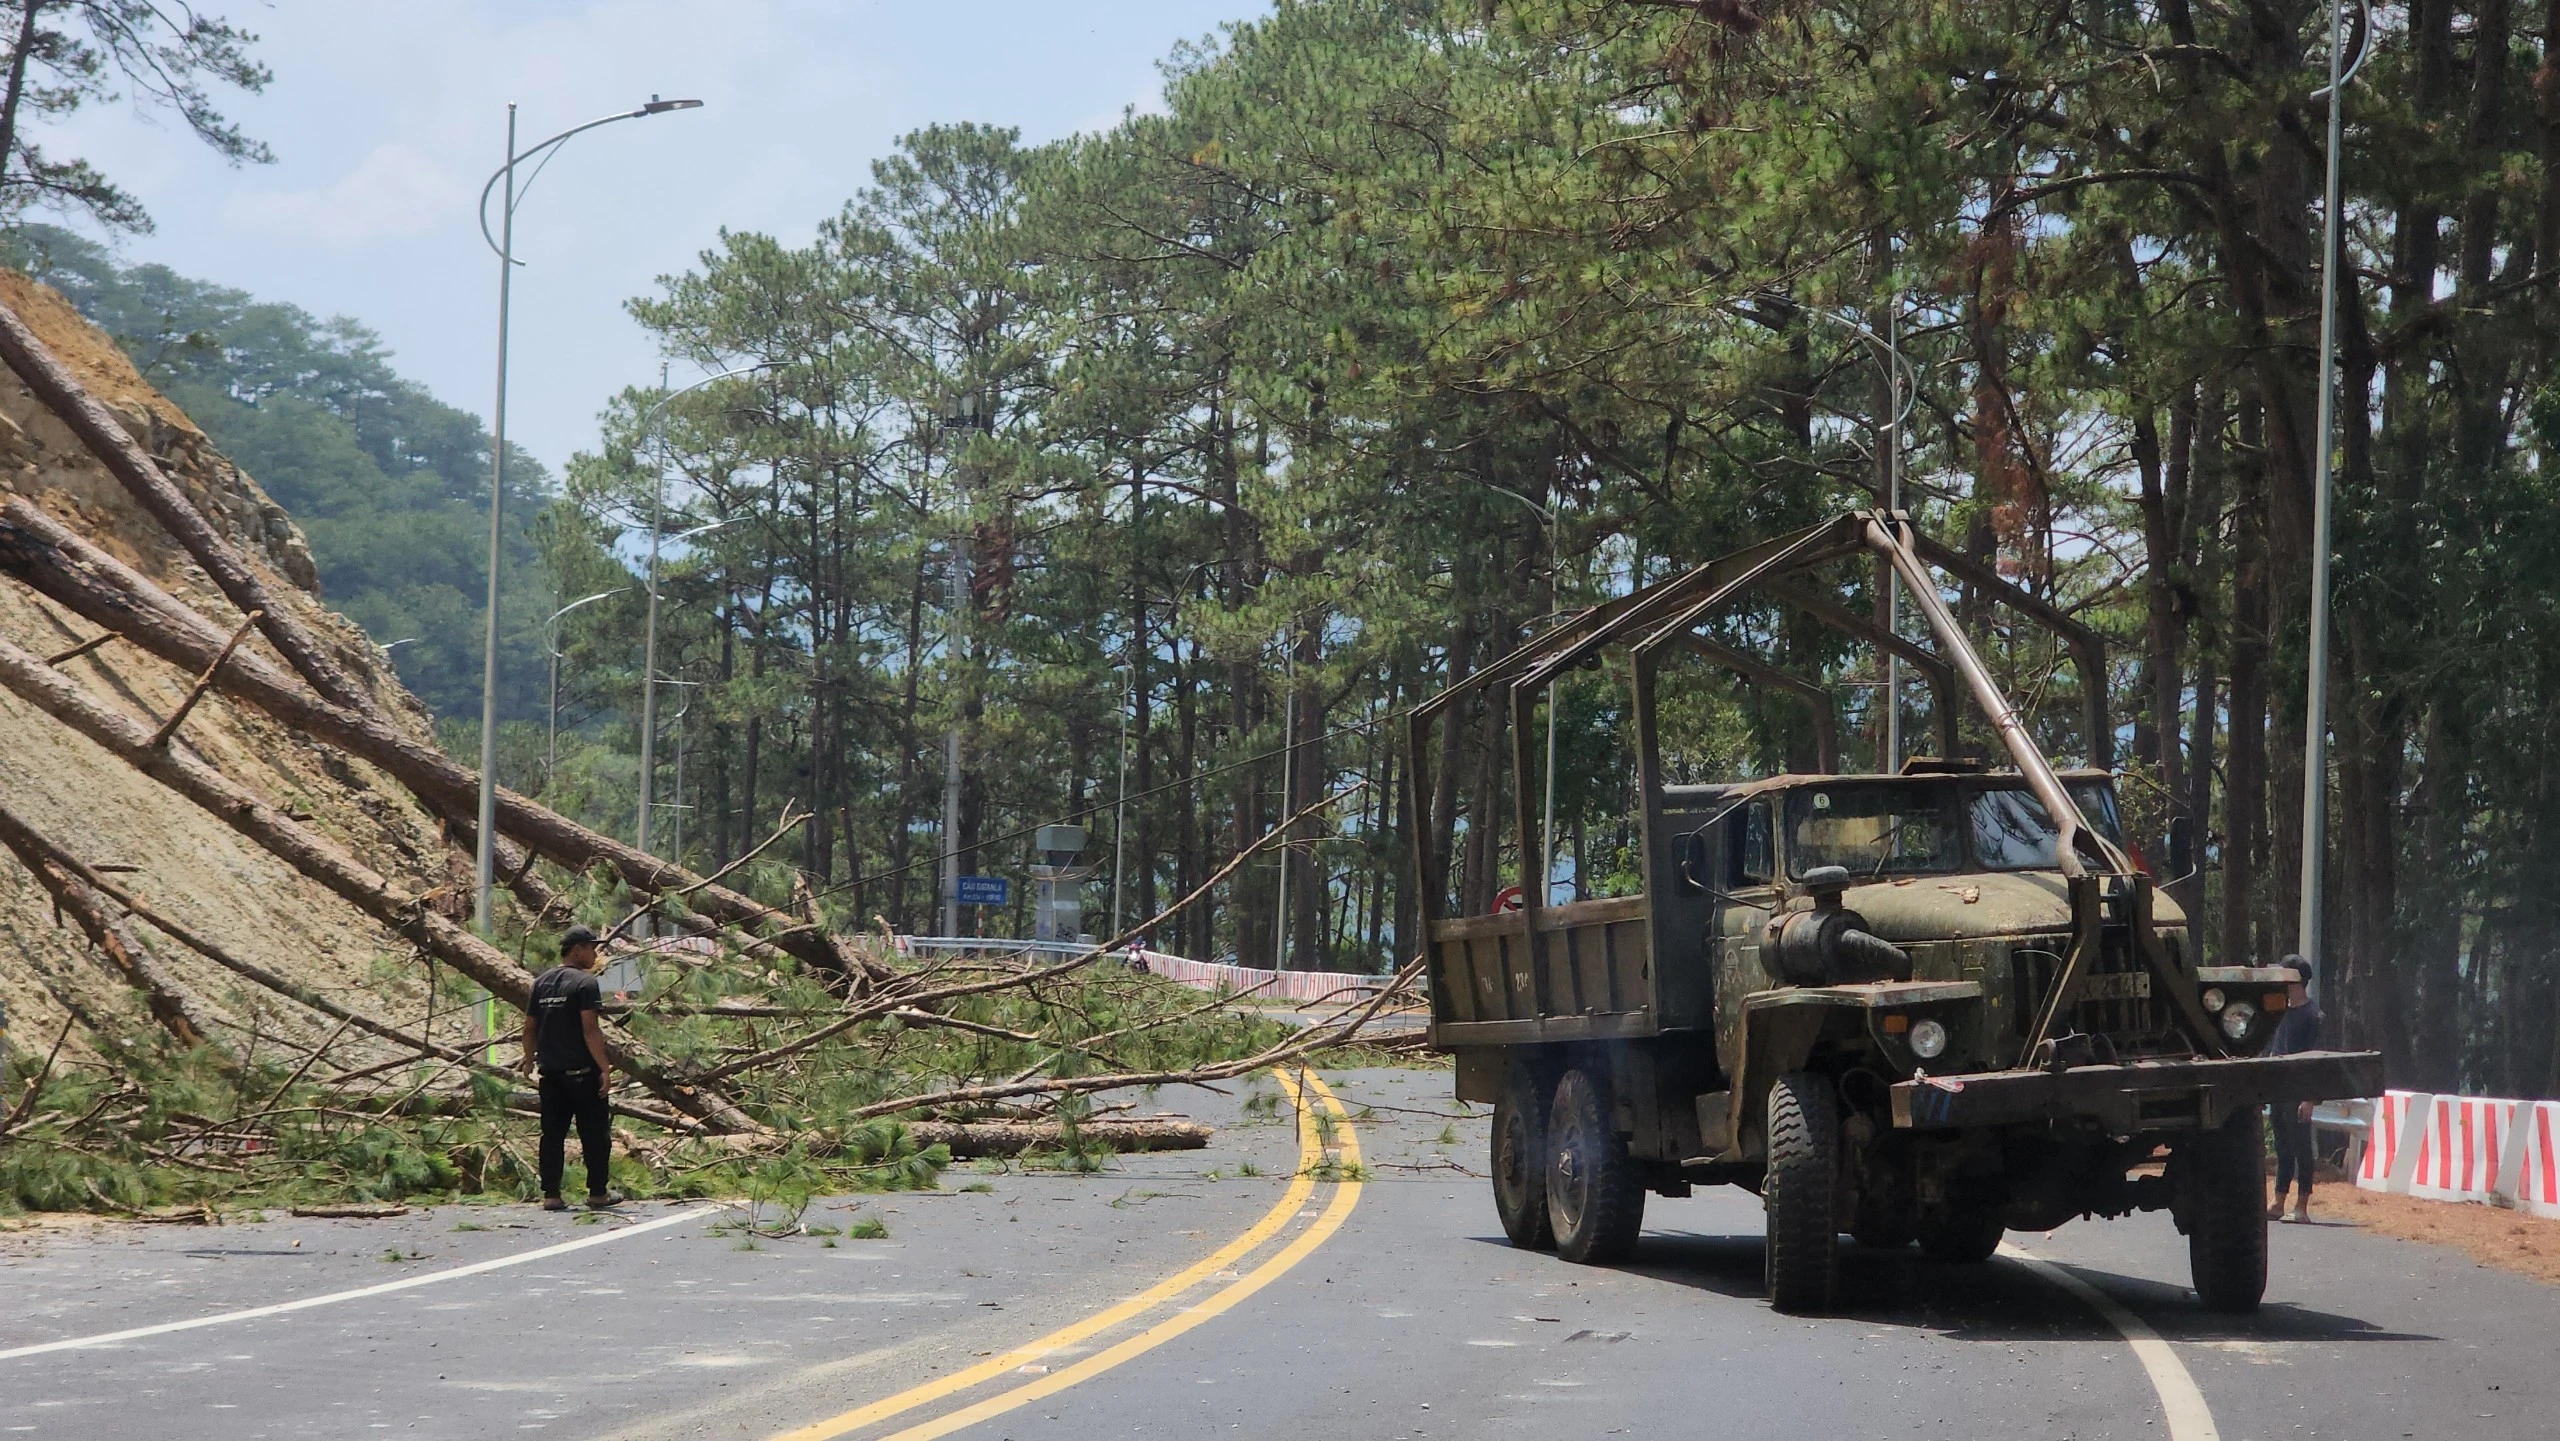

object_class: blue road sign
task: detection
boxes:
[955,875,1010,907]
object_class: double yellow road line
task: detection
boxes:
[773,1070,1363,1441]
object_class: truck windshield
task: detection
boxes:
[1967,782,2127,870]
[1784,784,1965,877]
[1785,779,2128,877]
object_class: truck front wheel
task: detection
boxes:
[1764,1071,1841,1314]
[1491,1062,1554,1250]
[2185,1106,2268,1314]
[1546,1068,1644,1264]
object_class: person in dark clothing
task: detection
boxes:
[2265,954,2324,1223]
[520,925,620,1211]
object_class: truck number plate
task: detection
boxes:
[2080,972,2152,1002]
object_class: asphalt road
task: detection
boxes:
[3,1067,2552,1440]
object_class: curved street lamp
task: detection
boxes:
[2297,0,2374,987]
[631,363,760,859]
[545,588,627,780]
[470,94,703,933]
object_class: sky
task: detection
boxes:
[45,0,1270,476]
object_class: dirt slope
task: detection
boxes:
[0,269,476,1067]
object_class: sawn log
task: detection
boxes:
[901,1117,1213,1158]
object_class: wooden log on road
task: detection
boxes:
[902,1117,1214,1158]
[0,496,870,986]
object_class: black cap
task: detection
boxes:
[2282,953,2313,984]
[562,925,601,950]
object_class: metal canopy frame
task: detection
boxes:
[1403,511,2131,973]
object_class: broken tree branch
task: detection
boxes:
[0,1014,77,1135]
[146,607,259,748]
[43,630,116,666]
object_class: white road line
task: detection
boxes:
[0,1204,721,1362]
[2000,1243,2220,1441]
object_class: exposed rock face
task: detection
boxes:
[0,270,466,1063]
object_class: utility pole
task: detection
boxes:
[1883,297,1903,772]
[637,361,669,858]
[2297,0,2360,987]
[1112,659,1130,939]
[1274,638,1295,970]
[941,530,967,936]
[472,102,517,935]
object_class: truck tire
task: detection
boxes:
[1491,1062,1554,1250]
[1915,1206,2003,1264]
[2186,1106,2268,1314]
[1763,1071,1841,1314]
[1545,1068,1644,1264]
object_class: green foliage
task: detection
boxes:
[0,3,271,234]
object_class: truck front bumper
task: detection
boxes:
[1889,1049,2384,1133]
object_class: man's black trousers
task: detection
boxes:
[538,1069,611,1198]
[2271,1107,2316,1200]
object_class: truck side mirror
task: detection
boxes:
[2166,815,2196,882]
[1678,829,1710,893]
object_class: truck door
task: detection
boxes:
[1714,798,1781,1084]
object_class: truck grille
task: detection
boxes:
[2007,932,2185,1057]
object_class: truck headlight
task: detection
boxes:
[2200,987,2226,1013]
[1908,1018,1949,1060]
[2219,1000,2256,1040]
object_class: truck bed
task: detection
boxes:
[1428,895,1664,1045]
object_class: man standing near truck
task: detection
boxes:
[2265,955,2325,1223]
[521,925,620,1211]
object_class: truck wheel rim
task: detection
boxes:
[1554,1119,1588,1226]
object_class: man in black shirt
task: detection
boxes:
[2265,955,2325,1224]
[521,925,619,1211]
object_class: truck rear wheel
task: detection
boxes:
[1491,1062,1554,1250]
[2186,1106,2268,1314]
[1763,1071,1841,1314]
[1546,1068,1644,1264]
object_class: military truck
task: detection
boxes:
[1406,511,2382,1314]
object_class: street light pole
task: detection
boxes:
[638,363,670,857]
[2298,0,2368,983]
[544,588,624,781]
[472,101,519,934]
[469,93,703,933]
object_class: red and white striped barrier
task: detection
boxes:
[2358,1088,2560,1219]
[2357,1091,2422,1189]
[2407,1095,2521,1202]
